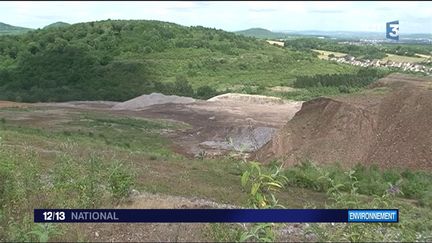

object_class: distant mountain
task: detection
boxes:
[402,33,432,39]
[43,22,71,29]
[278,30,384,40]
[0,22,32,35]
[235,28,291,39]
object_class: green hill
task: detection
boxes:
[43,21,71,29]
[0,22,32,35]
[235,28,290,39]
[0,20,357,102]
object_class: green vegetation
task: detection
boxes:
[307,168,431,242]
[0,108,240,241]
[283,161,432,208]
[226,160,432,242]
[285,38,387,60]
[239,162,287,242]
[262,68,387,101]
[293,68,387,89]
[1,106,431,241]
[0,22,32,36]
[0,19,358,102]
[382,43,432,56]
[285,37,432,60]
[275,86,342,101]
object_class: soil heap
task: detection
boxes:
[255,73,432,171]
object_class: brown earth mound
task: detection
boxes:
[255,73,432,171]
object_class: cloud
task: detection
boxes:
[308,10,344,14]
[249,8,277,13]
[0,1,431,33]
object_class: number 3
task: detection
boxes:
[389,24,399,37]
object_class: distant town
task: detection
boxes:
[329,55,432,75]
[264,39,432,76]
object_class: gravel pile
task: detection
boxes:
[112,93,195,110]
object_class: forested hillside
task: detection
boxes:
[0,22,32,36]
[0,20,356,102]
[235,28,289,39]
[43,21,71,29]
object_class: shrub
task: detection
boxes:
[173,75,194,97]
[108,162,134,200]
[195,85,219,100]
[238,161,287,242]
[338,85,350,93]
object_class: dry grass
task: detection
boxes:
[312,49,347,60]
[382,53,429,63]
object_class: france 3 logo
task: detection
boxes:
[386,20,399,41]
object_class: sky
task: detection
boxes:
[1,1,431,34]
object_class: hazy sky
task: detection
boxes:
[1,1,431,33]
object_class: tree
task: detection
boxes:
[195,85,218,99]
[174,75,194,97]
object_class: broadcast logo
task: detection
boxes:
[386,20,399,41]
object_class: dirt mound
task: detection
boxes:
[208,93,286,105]
[255,97,377,167]
[256,74,432,171]
[112,93,195,110]
[366,86,432,170]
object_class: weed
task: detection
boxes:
[27,224,63,242]
[283,161,432,206]
[306,167,428,242]
[204,223,241,242]
[238,162,287,242]
[108,161,135,200]
[62,130,72,136]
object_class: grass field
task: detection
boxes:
[0,107,328,241]
[0,105,431,241]
[382,53,430,63]
[312,49,346,60]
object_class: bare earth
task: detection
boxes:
[106,94,302,156]
[256,73,432,171]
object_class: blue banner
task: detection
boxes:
[386,20,399,41]
[34,209,398,223]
